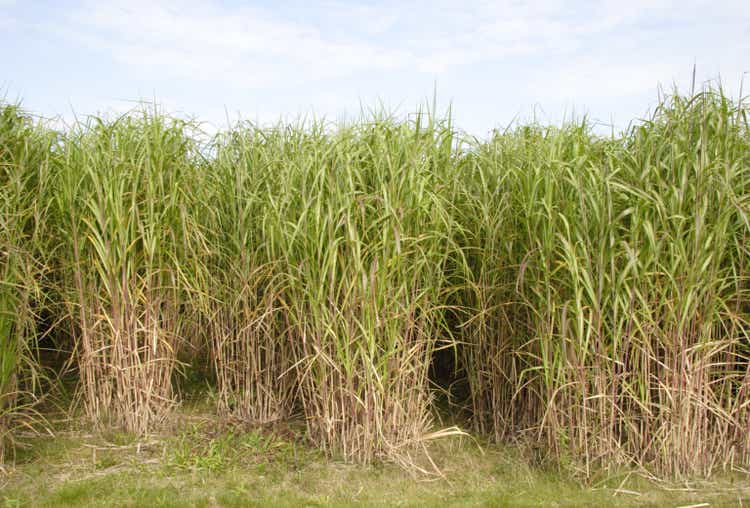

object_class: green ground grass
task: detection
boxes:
[1,404,748,507]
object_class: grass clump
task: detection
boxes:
[196,113,466,465]
[52,110,200,434]
[188,125,297,426]
[0,103,54,462]
[459,90,750,477]
[262,114,466,465]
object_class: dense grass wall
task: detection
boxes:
[0,88,748,477]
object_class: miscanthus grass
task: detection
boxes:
[1,86,749,479]
[186,125,297,426]
[261,113,466,465]
[459,89,750,478]
[52,110,199,434]
[0,104,54,462]
[190,113,465,465]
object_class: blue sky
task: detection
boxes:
[2,0,748,136]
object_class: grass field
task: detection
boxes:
[1,85,750,504]
[2,402,749,507]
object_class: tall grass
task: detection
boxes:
[269,114,465,464]
[52,110,198,434]
[1,87,749,479]
[194,113,465,464]
[460,89,750,477]
[0,104,53,461]
[187,125,297,425]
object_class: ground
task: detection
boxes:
[2,402,749,507]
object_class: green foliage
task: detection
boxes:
[51,109,201,434]
[1,86,749,480]
[167,426,292,473]
[0,102,55,461]
[459,89,750,477]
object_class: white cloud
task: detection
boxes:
[52,0,624,87]
[53,0,748,92]
[58,0,416,88]
[0,0,16,29]
[8,0,748,136]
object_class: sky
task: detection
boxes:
[1,0,749,137]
